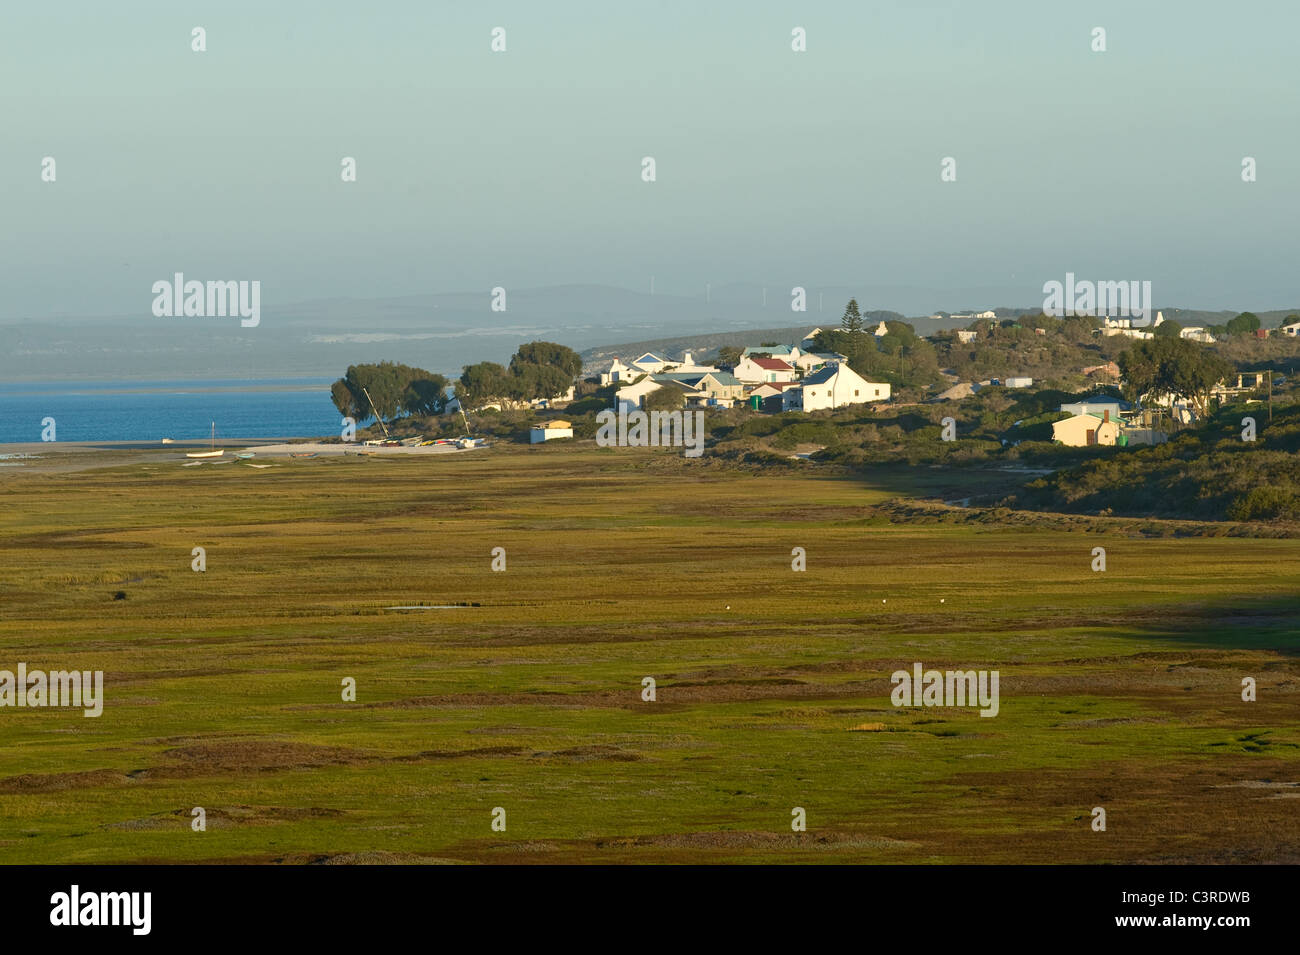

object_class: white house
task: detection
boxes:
[733,356,798,384]
[599,358,639,386]
[1005,377,1033,389]
[614,375,666,411]
[1052,412,1121,447]
[872,321,889,337]
[784,364,890,412]
[628,352,672,374]
[1180,326,1216,344]
[790,351,833,373]
[530,420,573,443]
[799,328,824,349]
[661,350,719,374]
[955,330,978,344]
[1281,322,1300,337]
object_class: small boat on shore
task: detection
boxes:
[290,452,318,459]
[185,422,224,458]
[235,452,255,459]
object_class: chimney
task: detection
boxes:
[1103,410,1110,423]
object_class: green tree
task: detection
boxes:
[1225,312,1260,336]
[330,362,446,423]
[402,373,450,415]
[510,362,572,401]
[644,383,687,412]
[715,345,743,367]
[458,361,511,407]
[1119,337,1232,417]
[840,298,863,334]
[510,341,583,379]
[1154,319,1182,338]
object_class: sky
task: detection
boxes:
[2,0,1298,319]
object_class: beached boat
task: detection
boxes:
[234,452,255,459]
[290,452,317,459]
[185,423,224,459]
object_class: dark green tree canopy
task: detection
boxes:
[458,340,583,408]
[457,361,511,407]
[1118,337,1233,416]
[511,341,583,379]
[330,362,449,424]
[1225,312,1260,335]
[715,345,742,367]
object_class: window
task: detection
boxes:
[854,390,859,397]
[874,389,880,396]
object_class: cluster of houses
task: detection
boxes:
[1102,311,1300,343]
[1101,312,1217,342]
[1049,394,1168,447]
[597,329,892,414]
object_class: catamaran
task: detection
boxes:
[185,422,224,458]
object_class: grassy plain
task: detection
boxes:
[0,445,1296,863]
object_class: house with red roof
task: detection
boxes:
[733,355,798,384]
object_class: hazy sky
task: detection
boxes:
[3,0,1297,319]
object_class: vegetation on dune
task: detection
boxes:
[1015,400,1300,522]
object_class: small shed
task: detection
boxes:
[530,420,573,444]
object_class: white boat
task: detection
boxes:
[186,422,224,458]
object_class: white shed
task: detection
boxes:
[530,420,573,444]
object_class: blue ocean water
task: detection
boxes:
[0,379,343,443]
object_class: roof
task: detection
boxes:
[536,420,572,430]
[702,371,742,386]
[653,372,706,386]
[1055,412,1119,425]
[633,352,664,364]
[750,357,795,371]
[800,365,840,386]
[1061,394,1133,410]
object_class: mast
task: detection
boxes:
[361,387,391,438]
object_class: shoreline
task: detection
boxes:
[0,438,484,475]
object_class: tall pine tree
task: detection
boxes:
[840,298,863,334]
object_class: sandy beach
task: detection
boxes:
[0,438,483,475]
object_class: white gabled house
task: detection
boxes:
[733,356,798,384]
[783,363,890,412]
[599,357,639,386]
[629,352,672,374]
[614,375,665,411]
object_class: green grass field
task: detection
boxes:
[1,446,1297,863]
